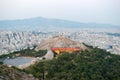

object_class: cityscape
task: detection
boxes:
[0,30,120,55]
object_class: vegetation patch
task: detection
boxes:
[25,47,120,80]
[0,47,47,59]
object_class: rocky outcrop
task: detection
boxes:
[44,50,54,60]
[0,64,38,80]
[35,36,88,51]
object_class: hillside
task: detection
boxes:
[0,46,120,80]
[35,36,88,51]
[0,17,119,31]
[25,47,120,80]
[0,63,38,80]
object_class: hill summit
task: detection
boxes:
[35,36,88,51]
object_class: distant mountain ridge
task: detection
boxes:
[0,17,119,31]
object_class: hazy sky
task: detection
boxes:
[0,0,120,25]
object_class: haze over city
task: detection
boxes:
[0,0,120,25]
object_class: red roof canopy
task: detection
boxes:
[51,47,81,51]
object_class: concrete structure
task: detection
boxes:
[51,47,82,55]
